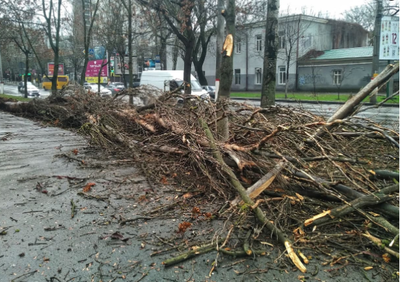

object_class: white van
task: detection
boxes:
[140,70,209,99]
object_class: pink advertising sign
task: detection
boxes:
[85,59,108,77]
[48,63,64,75]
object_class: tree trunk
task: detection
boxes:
[219,0,235,100]
[194,62,207,86]
[285,54,290,98]
[52,52,59,96]
[159,36,167,70]
[172,37,179,70]
[217,0,235,141]
[193,35,210,86]
[215,0,225,100]
[127,0,133,104]
[23,53,29,98]
[183,39,194,95]
[261,0,279,107]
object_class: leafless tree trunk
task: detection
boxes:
[120,0,134,104]
[215,0,225,99]
[171,36,179,70]
[260,0,279,107]
[79,0,100,86]
[216,0,235,141]
[42,0,63,95]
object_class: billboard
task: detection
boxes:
[88,46,106,61]
[85,59,108,83]
[48,63,64,75]
[379,16,399,60]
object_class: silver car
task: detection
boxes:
[85,83,113,97]
[19,82,40,98]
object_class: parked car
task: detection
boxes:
[19,82,40,98]
[140,71,209,99]
[202,85,216,99]
[124,81,140,88]
[106,82,125,96]
[85,83,112,97]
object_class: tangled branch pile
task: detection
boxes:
[2,83,399,275]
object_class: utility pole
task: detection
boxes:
[371,0,383,104]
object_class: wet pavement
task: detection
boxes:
[0,111,397,282]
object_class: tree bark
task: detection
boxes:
[219,0,235,100]
[217,0,235,141]
[260,0,279,107]
[127,0,133,104]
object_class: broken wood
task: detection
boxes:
[162,240,221,267]
[293,170,399,219]
[310,63,399,139]
[231,160,286,205]
[327,63,399,122]
[369,170,399,181]
[200,118,307,273]
[303,184,399,235]
[363,231,399,259]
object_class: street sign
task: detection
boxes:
[379,16,399,60]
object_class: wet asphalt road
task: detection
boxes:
[0,111,396,282]
[0,112,260,282]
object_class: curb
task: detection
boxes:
[232,97,399,108]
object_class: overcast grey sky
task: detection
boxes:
[280,0,369,19]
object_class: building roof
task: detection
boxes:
[312,46,373,60]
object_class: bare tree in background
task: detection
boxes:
[342,0,399,33]
[120,0,137,103]
[0,2,36,97]
[78,0,100,86]
[192,0,216,86]
[137,0,196,95]
[278,12,312,98]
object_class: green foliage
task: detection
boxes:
[230,92,399,104]
[0,94,30,102]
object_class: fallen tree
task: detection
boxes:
[1,77,398,275]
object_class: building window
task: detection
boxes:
[333,70,342,85]
[279,35,286,49]
[236,38,241,54]
[278,66,286,85]
[235,69,241,84]
[256,35,262,51]
[255,68,262,84]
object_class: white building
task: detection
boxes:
[167,15,369,91]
